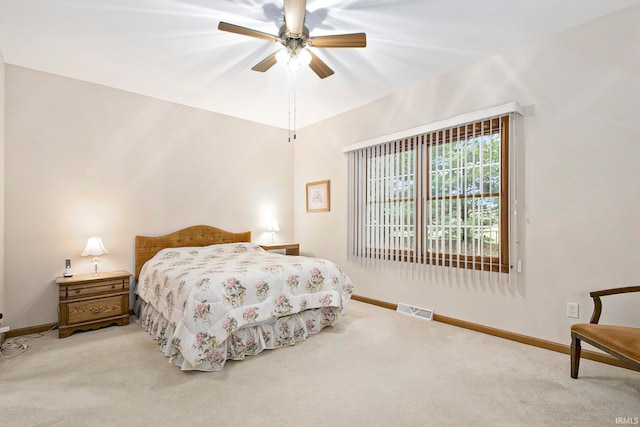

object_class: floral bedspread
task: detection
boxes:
[137,243,354,370]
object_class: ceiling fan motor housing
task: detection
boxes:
[278,24,310,55]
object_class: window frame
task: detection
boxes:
[360,116,510,273]
[423,116,509,273]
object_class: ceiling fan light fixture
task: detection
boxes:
[298,49,312,66]
[276,49,290,64]
[288,56,301,72]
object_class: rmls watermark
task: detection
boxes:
[615,417,639,425]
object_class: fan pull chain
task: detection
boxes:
[288,72,291,142]
[288,71,297,142]
[288,79,291,142]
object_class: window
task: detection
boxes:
[348,110,516,274]
[365,141,415,261]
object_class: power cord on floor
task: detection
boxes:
[0,336,32,359]
[0,324,58,359]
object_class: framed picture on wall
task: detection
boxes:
[306,180,330,213]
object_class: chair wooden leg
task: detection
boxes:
[571,333,581,379]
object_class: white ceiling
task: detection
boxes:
[1,0,639,129]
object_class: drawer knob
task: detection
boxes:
[75,289,81,294]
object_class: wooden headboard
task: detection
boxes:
[134,225,251,279]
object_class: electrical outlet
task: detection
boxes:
[567,302,579,319]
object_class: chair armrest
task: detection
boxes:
[589,286,640,324]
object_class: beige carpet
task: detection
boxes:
[0,300,638,426]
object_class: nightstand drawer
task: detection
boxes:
[63,279,127,299]
[67,295,126,324]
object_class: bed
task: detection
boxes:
[135,225,354,371]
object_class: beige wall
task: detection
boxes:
[5,66,293,329]
[0,49,5,318]
[293,6,640,346]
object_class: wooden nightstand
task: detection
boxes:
[56,270,131,338]
[259,243,300,256]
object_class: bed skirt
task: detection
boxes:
[139,300,340,371]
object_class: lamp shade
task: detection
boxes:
[276,49,290,64]
[288,56,301,72]
[81,237,109,257]
[266,219,280,232]
[298,49,311,66]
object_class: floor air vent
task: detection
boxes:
[396,303,434,321]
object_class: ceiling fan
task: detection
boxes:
[218,0,366,79]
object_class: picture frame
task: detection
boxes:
[306,180,330,213]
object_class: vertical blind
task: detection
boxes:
[347,103,521,282]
